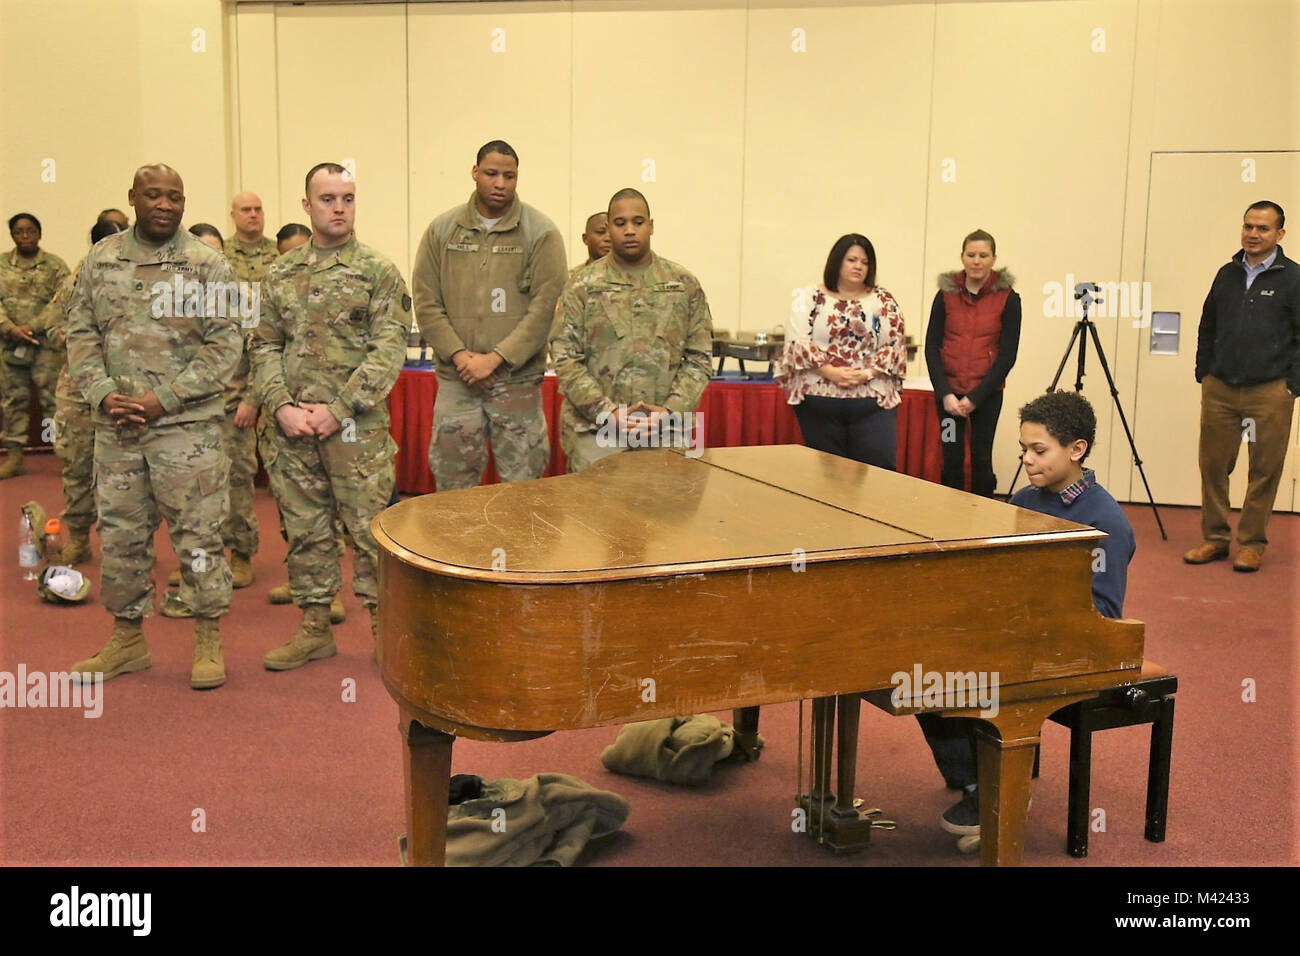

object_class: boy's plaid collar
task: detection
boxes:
[1059,468,1096,505]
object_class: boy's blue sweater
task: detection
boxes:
[1009,481,1135,619]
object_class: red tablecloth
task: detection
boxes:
[388,370,945,495]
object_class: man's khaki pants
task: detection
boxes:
[1198,375,1295,552]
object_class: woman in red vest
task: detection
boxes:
[776,234,908,469]
[924,230,1021,495]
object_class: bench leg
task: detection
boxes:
[1145,698,1174,842]
[1067,721,1093,858]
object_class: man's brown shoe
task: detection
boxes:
[1233,548,1263,572]
[1183,541,1229,564]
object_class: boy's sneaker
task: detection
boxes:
[940,785,980,836]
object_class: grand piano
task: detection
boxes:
[372,444,1144,866]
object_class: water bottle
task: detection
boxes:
[44,517,66,568]
[19,513,40,580]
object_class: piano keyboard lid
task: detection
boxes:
[375,446,1102,583]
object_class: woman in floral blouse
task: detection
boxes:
[775,233,907,469]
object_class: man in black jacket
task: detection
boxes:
[1185,201,1299,572]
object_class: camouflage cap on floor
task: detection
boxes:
[38,565,92,603]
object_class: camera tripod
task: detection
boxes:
[1007,282,1167,540]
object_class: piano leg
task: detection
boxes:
[799,697,836,836]
[799,694,881,854]
[400,712,454,867]
[834,693,861,818]
[973,724,1036,866]
[972,694,1096,866]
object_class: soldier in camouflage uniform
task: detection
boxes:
[550,189,714,472]
[412,140,567,490]
[216,194,274,585]
[262,219,347,619]
[250,163,408,668]
[30,218,128,565]
[160,193,275,608]
[226,192,280,280]
[0,214,70,479]
[65,164,241,690]
[572,212,611,277]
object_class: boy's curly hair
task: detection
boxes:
[1019,390,1096,463]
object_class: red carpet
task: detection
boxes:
[1,451,1295,866]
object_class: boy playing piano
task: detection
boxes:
[919,389,1137,850]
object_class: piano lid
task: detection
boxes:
[375,446,1102,584]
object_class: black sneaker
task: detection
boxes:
[940,785,980,836]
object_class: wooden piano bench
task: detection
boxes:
[1037,660,1177,858]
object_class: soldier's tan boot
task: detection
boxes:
[191,618,226,689]
[160,592,195,618]
[0,447,24,480]
[71,618,151,682]
[60,530,93,566]
[268,583,343,621]
[263,604,336,671]
[167,568,181,588]
[230,551,254,589]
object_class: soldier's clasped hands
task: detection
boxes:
[275,401,339,440]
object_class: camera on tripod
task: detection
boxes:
[1008,277,1166,539]
[1074,281,1103,310]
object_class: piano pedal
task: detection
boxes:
[850,800,897,829]
[799,795,895,853]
